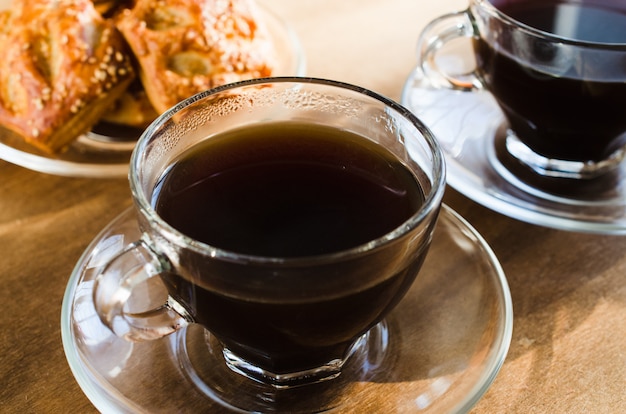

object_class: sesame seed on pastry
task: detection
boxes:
[0,0,135,153]
[115,0,277,115]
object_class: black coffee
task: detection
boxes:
[166,255,426,374]
[153,121,423,256]
[474,0,626,161]
[152,121,429,374]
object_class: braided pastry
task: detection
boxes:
[0,0,135,153]
[0,0,278,153]
[115,0,276,114]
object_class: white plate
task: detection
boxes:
[402,67,626,234]
[0,5,305,178]
[61,205,512,413]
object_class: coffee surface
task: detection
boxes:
[153,121,424,257]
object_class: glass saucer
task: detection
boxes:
[61,205,512,413]
[0,6,305,178]
[402,67,626,234]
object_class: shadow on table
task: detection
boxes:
[444,188,626,412]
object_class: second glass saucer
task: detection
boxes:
[61,205,512,413]
[402,67,626,234]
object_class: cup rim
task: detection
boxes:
[475,0,626,49]
[130,77,446,264]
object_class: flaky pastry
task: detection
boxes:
[115,0,277,114]
[0,0,135,153]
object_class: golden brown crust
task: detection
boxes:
[0,10,10,30]
[115,0,276,114]
[0,0,135,153]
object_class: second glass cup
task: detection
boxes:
[417,0,626,179]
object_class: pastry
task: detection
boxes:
[115,0,276,114]
[0,0,135,153]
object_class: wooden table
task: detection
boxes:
[1,0,624,412]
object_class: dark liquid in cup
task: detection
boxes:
[153,121,428,374]
[474,0,626,161]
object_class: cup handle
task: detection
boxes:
[417,10,482,91]
[93,239,191,341]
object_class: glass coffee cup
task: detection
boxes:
[417,0,626,179]
[92,78,445,411]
